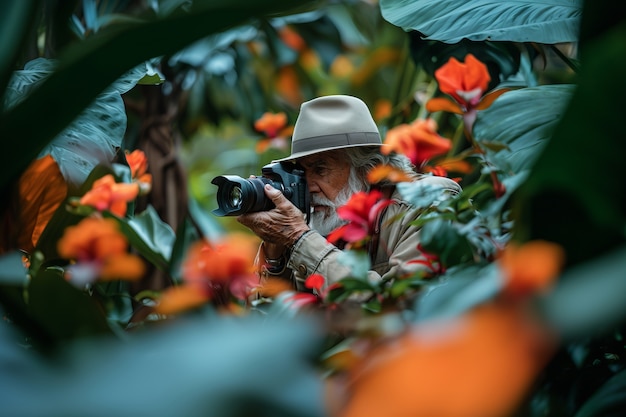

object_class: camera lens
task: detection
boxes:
[229,186,243,206]
[211,175,274,216]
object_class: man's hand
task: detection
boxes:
[237,184,310,252]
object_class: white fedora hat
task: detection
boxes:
[274,95,382,163]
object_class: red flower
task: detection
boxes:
[382,118,452,167]
[406,243,445,277]
[327,190,393,247]
[288,274,329,308]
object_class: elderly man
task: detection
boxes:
[238,95,460,291]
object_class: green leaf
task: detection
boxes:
[574,369,626,417]
[188,196,225,241]
[362,297,382,313]
[413,263,501,322]
[0,313,326,417]
[5,58,154,188]
[389,276,428,298]
[473,84,575,173]
[419,218,474,267]
[0,0,316,192]
[538,245,626,340]
[168,216,201,283]
[512,25,626,263]
[337,250,371,280]
[0,251,28,286]
[326,277,376,304]
[336,277,376,292]
[0,0,39,100]
[108,205,176,270]
[27,268,112,345]
[380,0,582,44]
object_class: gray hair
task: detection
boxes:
[343,147,421,189]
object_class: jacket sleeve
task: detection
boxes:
[278,176,461,292]
[287,201,430,291]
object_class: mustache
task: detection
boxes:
[310,194,336,207]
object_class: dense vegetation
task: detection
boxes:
[1,1,625,416]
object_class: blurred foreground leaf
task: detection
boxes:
[574,369,626,417]
[0,312,326,417]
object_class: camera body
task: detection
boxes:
[211,162,310,218]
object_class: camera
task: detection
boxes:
[211,162,310,218]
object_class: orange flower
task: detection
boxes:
[256,277,294,298]
[58,217,127,261]
[498,240,566,297]
[57,217,145,284]
[435,54,490,110]
[427,54,508,116]
[367,164,416,184]
[382,118,452,167]
[373,99,392,122]
[254,112,288,138]
[155,234,259,315]
[125,149,148,179]
[279,25,306,52]
[330,55,354,78]
[154,285,211,316]
[125,149,152,194]
[337,303,557,417]
[425,156,473,176]
[276,65,303,106]
[79,174,139,217]
[182,234,257,285]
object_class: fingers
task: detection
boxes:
[264,184,285,204]
[237,186,309,246]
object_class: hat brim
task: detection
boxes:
[273,143,385,163]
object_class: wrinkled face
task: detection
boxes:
[298,150,366,236]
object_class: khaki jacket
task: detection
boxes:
[258,176,461,292]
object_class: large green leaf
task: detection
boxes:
[107,205,177,271]
[0,0,316,191]
[574,368,626,417]
[538,245,626,341]
[4,57,154,188]
[413,263,501,321]
[473,84,575,173]
[419,218,475,267]
[512,24,626,263]
[0,0,40,102]
[27,268,113,345]
[0,313,326,417]
[380,0,582,44]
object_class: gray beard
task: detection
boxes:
[308,171,367,237]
